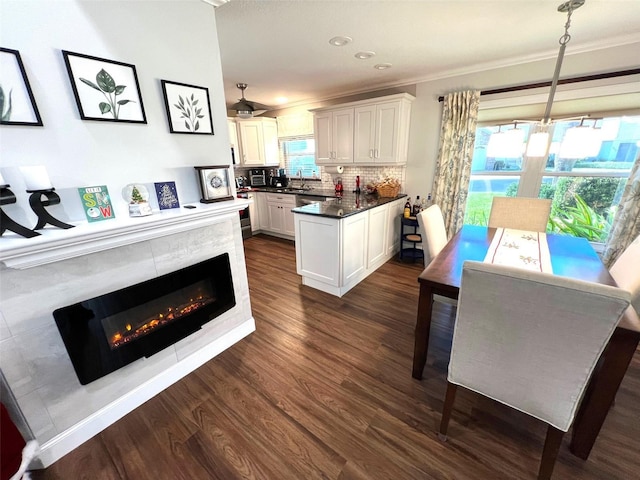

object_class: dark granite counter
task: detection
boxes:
[292,193,407,218]
[237,186,338,198]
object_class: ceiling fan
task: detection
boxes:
[230,83,271,119]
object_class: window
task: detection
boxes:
[465,115,639,243]
[280,136,319,179]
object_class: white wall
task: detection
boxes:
[0,0,231,222]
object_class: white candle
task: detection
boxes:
[0,170,6,186]
[20,166,53,191]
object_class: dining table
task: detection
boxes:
[412,224,640,460]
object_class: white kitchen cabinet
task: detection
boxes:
[386,198,405,256]
[366,203,389,269]
[265,193,296,237]
[312,93,414,166]
[354,98,412,164]
[294,198,407,297]
[247,191,260,232]
[255,192,270,231]
[236,117,279,166]
[313,108,354,164]
[227,118,238,148]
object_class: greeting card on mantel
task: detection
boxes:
[154,181,180,210]
[78,185,115,222]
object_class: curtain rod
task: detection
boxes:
[437,68,640,102]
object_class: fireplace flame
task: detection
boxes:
[109,296,213,349]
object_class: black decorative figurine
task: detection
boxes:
[0,180,41,238]
[27,188,74,230]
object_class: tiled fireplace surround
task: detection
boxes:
[0,202,255,468]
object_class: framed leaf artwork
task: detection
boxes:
[161,80,214,135]
[0,48,43,126]
[61,50,147,123]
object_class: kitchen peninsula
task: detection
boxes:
[293,193,407,297]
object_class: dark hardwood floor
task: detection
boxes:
[35,234,640,479]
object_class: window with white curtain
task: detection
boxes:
[280,136,318,178]
[465,114,640,243]
[276,112,319,179]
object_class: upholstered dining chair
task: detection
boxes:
[610,234,640,331]
[417,204,448,264]
[417,205,457,306]
[488,197,552,232]
[439,261,630,480]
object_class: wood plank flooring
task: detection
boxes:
[34,234,640,479]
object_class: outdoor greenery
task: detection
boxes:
[548,194,613,242]
[465,177,621,241]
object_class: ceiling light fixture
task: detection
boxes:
[488,0,601,160]
[374,63,392,70]
[355,51,376,60]
[230,83,272,119]
[329,36,352,47]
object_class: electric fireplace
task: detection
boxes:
[54,253,236,385]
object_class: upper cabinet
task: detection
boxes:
[314,108,354,165]
[235,117,279,166]
[311,93,414,166]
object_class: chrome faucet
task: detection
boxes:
[298,169,307,189]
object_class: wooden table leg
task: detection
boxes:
[570,327,640,459]
[412,283,434,380]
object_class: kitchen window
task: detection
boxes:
[280,135,319,179]
[464,115,640,244]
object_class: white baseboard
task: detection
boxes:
[34,318,256,469]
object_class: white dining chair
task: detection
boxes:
[439,261,630,480]
[488,197,552,232]
[610,234,640,332]
[417,205,457,306]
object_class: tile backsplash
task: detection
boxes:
[233,165,406,193]
[315,166,406,192]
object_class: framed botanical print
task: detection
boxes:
[62,50,147,123]
[161,80,214,134]
[0,48,43,126]
[194,166,233,203]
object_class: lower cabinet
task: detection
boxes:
[254,192,296,238]
[294,197,406,297]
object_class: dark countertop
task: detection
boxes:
[292,193,407,218]
[237,187,338,198]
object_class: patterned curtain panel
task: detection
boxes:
[602,153,640,267]
[431,90,481,238]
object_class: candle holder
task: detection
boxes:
[1,184,41,238]
[28,189,75,230]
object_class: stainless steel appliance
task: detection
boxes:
[237,192,252,239]
[249,169,266,187]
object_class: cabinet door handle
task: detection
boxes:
[369,149,373,158]
[374,149,379,158]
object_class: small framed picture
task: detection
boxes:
[0,48,43,126]
[154,181,180,210]
[194,166,233,203]
[61,50,147,123]
[161,80,214,134]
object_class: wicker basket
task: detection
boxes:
[376,184,400,198]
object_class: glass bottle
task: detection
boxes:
[404,197,412,218]
[413,196,421,215]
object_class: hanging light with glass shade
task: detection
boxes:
[488,0,602,160]
[486,123,526,158]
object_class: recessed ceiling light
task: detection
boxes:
[355,51,376,60]
[275,96,288,104]
[329,36,352,47]
[374,63,392,70]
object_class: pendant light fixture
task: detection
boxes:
[488,0,602,160]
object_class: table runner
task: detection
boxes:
[484,228,553,273]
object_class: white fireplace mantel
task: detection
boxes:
[0,198,251,269]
